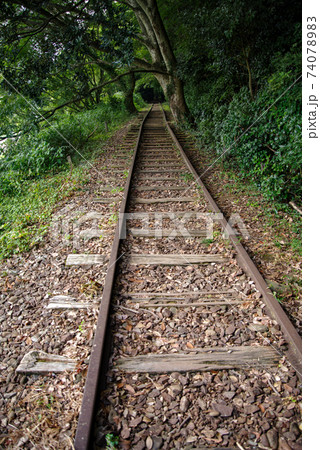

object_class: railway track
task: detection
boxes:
[74,105,302,449]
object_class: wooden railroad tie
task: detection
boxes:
[128,253,227,265]
[127,228,208,237]
[132,197,196,204]
[124,290,237,297]
[142,145,173,148]
[125,210,208,218]
[126,299,242,308]
[124,288,243,307]
[139,168,182,173]
[66,254,107,266]
[16,351,77,374]
[133,186,187,191]
[139,158,179,162]
[136,176,185,182]
[46,295,99,309]
[140,151,176,155]
[115,346,279,373]
[140,164,183,168]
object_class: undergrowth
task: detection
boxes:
[0,102,131,196]
[212,161,302,256]
[222,166,301,255]
[0,102,137,260]
[184,48,302,205]
[0,166,90,260]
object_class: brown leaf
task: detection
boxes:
[258,403,265,413]
[186,342,194,349]
[125,384,135,395]
[120,423,130,439]
[120,440,131,450]
[129,416,142,428]
[113,415,121,426]
[86,328,93,340]
[128,278,143,283]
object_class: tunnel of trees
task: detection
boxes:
[0,0,301,258]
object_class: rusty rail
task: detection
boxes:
[74,106,152,450]
[160,105,302,378]
[74,104,301,449]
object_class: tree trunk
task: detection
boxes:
[129,0,191,123]
[242,47,254,100]
[169,77,190,123]
[124,72,137,114]
[245,56,254,100]
[155,73,190,122]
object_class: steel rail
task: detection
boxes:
[160,105,302,378]
[74,106,152,450]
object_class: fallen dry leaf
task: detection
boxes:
[125,384,135,395]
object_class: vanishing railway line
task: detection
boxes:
[74,105,301,449]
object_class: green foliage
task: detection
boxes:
[201,238,213,246]
[180,172,193,182]
[160,0,301,204]
[190,49,301,203]
[0,167,89,260]
[0,101,131,196]
[0,96,136,260]
[0,135,66,195]
[40,102,128,150]
[0,1,136,100]
[0,88,40,140]
[39,120,86,153]
[133,91,147,109]
[105,433,119,449]
[0,1,146,145]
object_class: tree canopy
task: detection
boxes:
[1,0,300,124]
[0,0,191,130]
[0,0,301,202]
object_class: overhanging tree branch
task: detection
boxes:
[41,68,166,119]
[1,0,191,124]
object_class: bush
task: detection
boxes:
[39,118,86,152]
[0,100,133,196]
[0,135,67,195]
[39,103,113,151]
[191,58,301,203]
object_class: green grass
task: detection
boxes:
[0,166,90,260]
[111,186,124,194]
[0,106,141,261]
[180,172,194,182]
[105,433,119,449]
[201,238,214,246]
[213,163,302,256]
[177,124,302,258]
